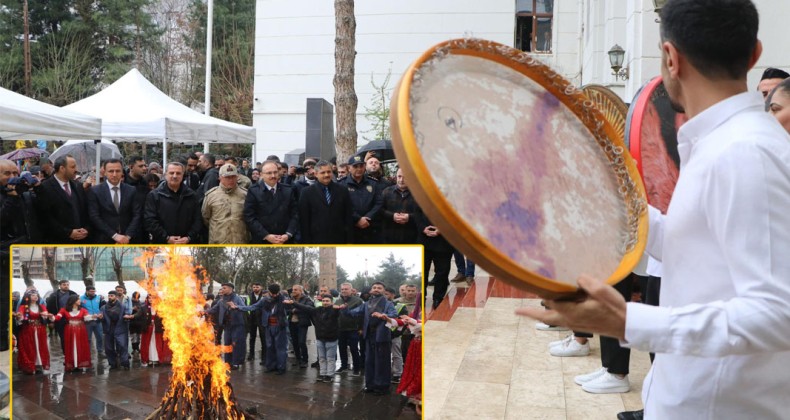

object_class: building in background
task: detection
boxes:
[253,0,789,162]
[318,247,337,289]
[11,247,146,282]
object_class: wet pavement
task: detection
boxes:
[10,336,419,419]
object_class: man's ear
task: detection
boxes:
[663,41,681,79]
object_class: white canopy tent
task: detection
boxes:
[0,87,102,140]
[64,68,256,167]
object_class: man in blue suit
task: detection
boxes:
[87,158,143,244]
[244,160,299,244]
[341,281,397,395]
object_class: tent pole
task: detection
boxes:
[203,0,214,155]
[162,137,167,170]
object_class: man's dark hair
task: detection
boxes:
[761,68,790,81]
[127,156,145,166]
[371,281,386,288]
[268,283,281,295]
[278,162,288,170]
[104,158,123,168]
[252,282,261,286]
[86,286,96,291]
[188,153,199,161]
[266,155,280,162]
[203,153,216,166]
[53,155,72,172]
[315,160,332,170]
[660,0,758,80]
[227,157,238,165]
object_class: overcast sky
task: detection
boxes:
[336,246,422,278]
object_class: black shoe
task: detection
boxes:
[260,361,266,366]
[324,375,333,383]
[229,365,240,371]
[336,366,349,373]
[392,375,401,384]
[122,365,130,371]
[351,370,361,376]
[373,389,388,396]
[363,388,376,393]
[246,355,254,361]
[275,370,286,375]
[299,362,308,368]
[617,410,644,420]
[109,365,119,370]
[311,360,319,368]
[264,368,276,373]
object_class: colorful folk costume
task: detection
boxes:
[140,304,172,365]
[54,307,95,371]
[16,300,51,374]
[394,294,422,410]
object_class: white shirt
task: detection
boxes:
[624,92,790,419]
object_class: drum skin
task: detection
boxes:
[390,38,648,298]
[626,76,686,214]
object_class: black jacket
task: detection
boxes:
[415,207,453,253]
[298,181,352,244]
[87,182,143,243]
[380,185,420,244]
[291,302,340,341]
[35,176,90,243]
[198,168,219,198]
[286,295,314,327]
[244,182,299,243]
[144,183,203,243]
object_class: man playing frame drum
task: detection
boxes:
[517,1,790,419]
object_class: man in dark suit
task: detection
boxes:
[87,158,142,244]
[298,160,352,244]
[144,162,203,244]
[35,154,90,243]
[244,160,298,244]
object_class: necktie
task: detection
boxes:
[270,187,276,197]
[64,182,71,197]
[112,186,120,211]
[324,186,331,205]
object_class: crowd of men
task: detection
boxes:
[0,149,462,310]
[12,278,419,397]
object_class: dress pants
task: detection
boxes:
[290,323,309,364]
[338,330,361,371]
[248,322,266,360]
[601,276,634,375]
[424,249,452,309]
[85,320,104,354]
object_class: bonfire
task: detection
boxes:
[139,248,255,420]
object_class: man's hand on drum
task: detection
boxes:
[514,275,628,340]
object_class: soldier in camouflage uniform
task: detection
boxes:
[201,163,249,244]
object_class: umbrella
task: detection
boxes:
[49,139,122,173]
[0,147,49,161]
[356,139,395,162]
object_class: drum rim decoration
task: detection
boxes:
[390,38,649,297]
[583,84,630,145]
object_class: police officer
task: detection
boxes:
[340,155,383,244]
[201,163,249,244]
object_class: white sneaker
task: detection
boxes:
[574,367,607,385]
[549,338,590,357]
[549,334,574,349]
[536,322,569,331]
[581,372,630,394]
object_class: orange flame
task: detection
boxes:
[137,247,241,419]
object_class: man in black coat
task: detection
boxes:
[380,168,420,244]
[244,160,299,244]
[87,158,142,244]
[35,154,90,243]
[298,160,352,244]
[340,155,383,244]
[144,162,203,244]
[416,208,454,309]
[197,153,219,198]
[46,279,79,353]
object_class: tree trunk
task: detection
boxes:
[334,0,358,163]
[21,262,33,288]
[111,248,125,287]
[43,247,58,292]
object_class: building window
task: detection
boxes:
[515,0,554,53]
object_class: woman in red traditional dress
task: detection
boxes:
[53,295,94,372]
[14,290,51,375]
[140,294,172,366]
[382,293,423,415]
